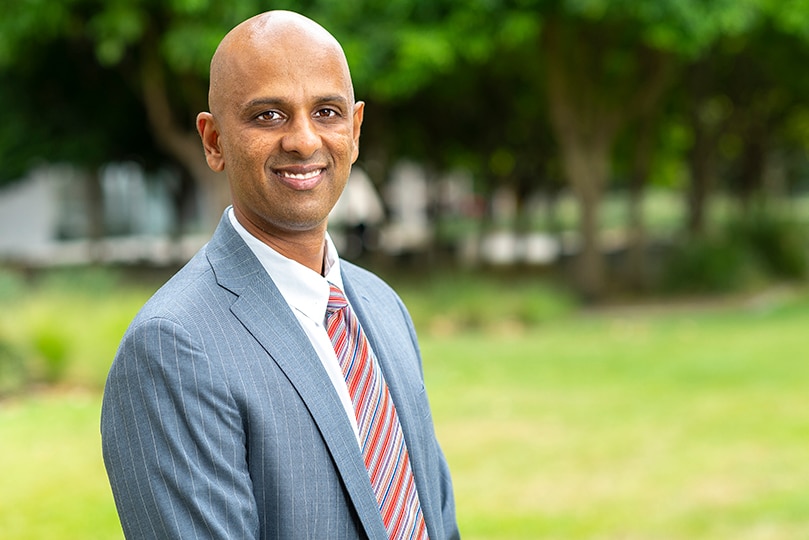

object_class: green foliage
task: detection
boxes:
[0,265,577,392]
[87,1,146,65]
[0,336,26,397]
[2,0,809,300]
[664,233,763,293]
[0,0,78,68]
[0,270,29,395]
[764,0,809,40]
[663,210,809,293]
[728,211,809,279]
[559,0,762,55]
[160,19,227,73]
[22,268,123,384]
[31,327,71,384]
[0,33,165,183]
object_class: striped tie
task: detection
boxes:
[325,284,428,540]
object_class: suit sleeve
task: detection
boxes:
[101,316,259,539]
[436,444,461,540]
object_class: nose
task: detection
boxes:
[281,114,322,157]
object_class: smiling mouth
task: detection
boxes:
[278,169,323,181]
[274,168,325,190]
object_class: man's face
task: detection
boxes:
[201,35,364,239]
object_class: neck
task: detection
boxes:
[233,208,327,274]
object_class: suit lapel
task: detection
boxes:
[205,213,388,539]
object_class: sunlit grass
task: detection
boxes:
[2,269,809,538]
[423,291,809,538]
[0,391,120,539]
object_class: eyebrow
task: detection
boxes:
[244,95,351,110]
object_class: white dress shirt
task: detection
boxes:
[228,209,361,442]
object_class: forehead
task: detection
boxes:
[213,27,354,115]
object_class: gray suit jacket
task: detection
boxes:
[101,211,458,539]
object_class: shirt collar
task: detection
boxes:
[228,208,343,324]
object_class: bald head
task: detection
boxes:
[195,9,365,265]
[208,11,354,117]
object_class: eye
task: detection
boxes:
[314,107,340,119]
[256,110,282,121]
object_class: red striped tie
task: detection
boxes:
[325,284,428,540]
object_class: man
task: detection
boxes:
[100,10,459,540]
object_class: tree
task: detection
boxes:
[0,24,168,257]
[539,15,674,298]
[5,0,807,300]
[0,0,515,229]
[351,0,762,298]
[0,0,268,227]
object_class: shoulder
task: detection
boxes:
[130,246,229,328]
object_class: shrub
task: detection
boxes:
[0,335,27,396]
[662,210,809,294]
[0,265,151,391]
[32,326,71,384]
[662,234,763,294]
[395,271,576,334]
[728,212,808,280]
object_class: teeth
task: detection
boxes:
[280,169,322,180]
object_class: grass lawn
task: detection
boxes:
[421,289,809,539]
[0,391,120,538]
[2,280,809,538]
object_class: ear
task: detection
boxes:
[350,101,365,163]
[196,112,225,172]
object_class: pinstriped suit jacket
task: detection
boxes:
[101,211,459,539]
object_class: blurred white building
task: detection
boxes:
[0,160,565,268]
[0,163,205,266]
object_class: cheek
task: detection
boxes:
[330,131,358,164]
[226,138,270,174]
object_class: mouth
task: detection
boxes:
[273,167,326,191]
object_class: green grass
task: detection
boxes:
[0,392,121,538]
[423,291,809,539]
[2,270,809,538]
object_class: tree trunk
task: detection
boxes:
[85,167,105,263]
[626,114,656,291]
[736,125,767,215]
[686,112,718,235]
[684,60,730,237]
[560,139,611,300]
[542,20,615,299]
[140,43,229,233]
[542,18,675,300]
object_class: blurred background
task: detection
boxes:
[2,1,809,538]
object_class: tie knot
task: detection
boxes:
[326,284,349,314]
